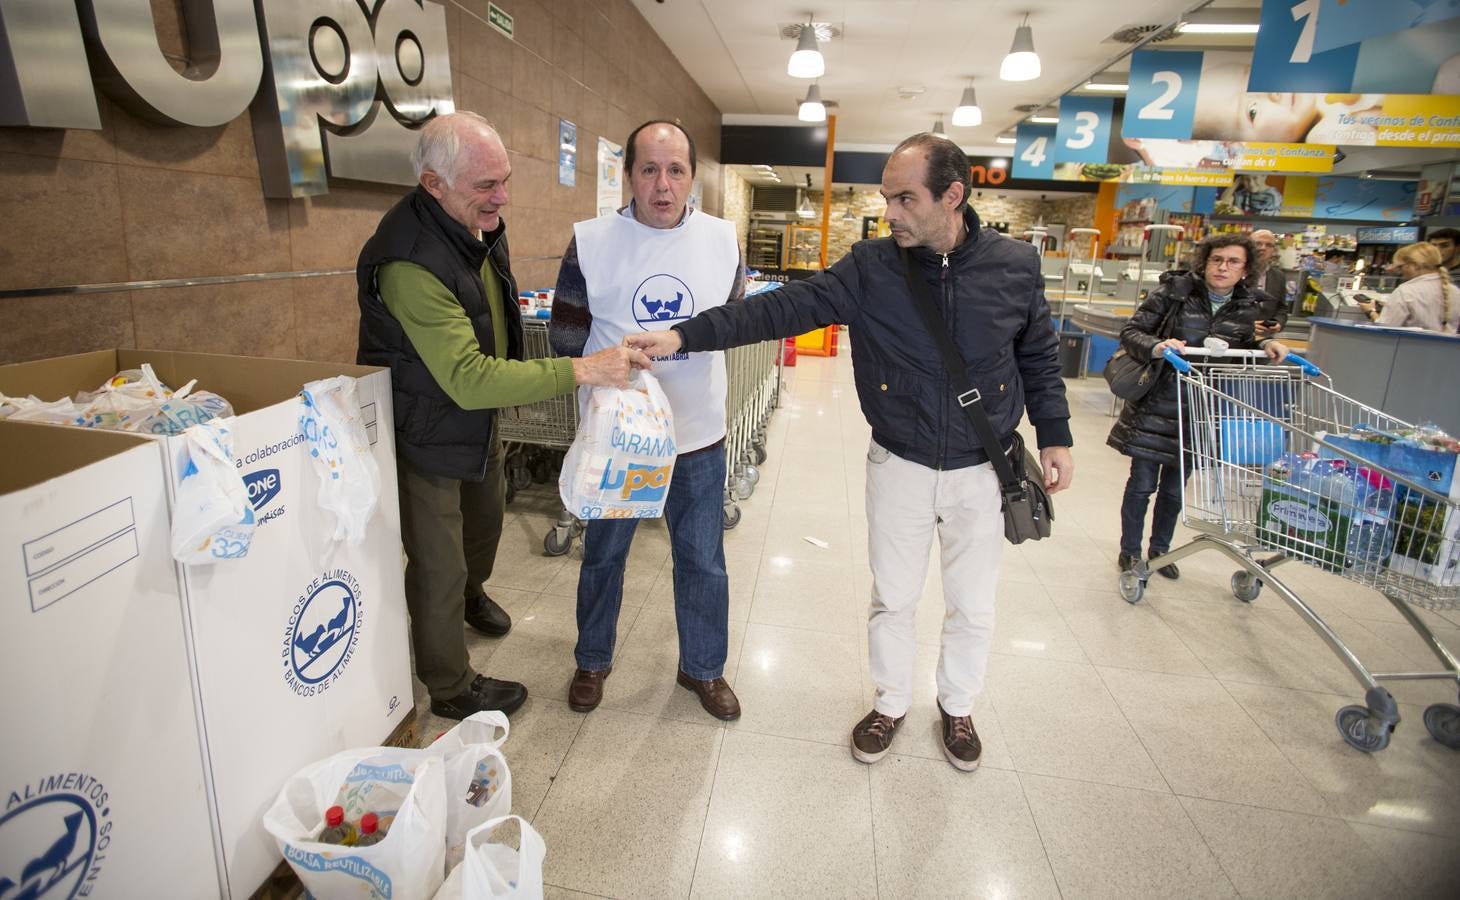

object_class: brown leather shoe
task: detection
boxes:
[937,702,982,771]
[568,668,610,713]
[850,709,905,764]
[676,671,741,720]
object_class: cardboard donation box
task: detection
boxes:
[0,350,413,898]
[0,421,222,897]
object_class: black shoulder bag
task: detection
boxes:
[898,248,1053,544]
[1102,295,1184,401]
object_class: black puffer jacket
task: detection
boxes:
[674,206,1070,469]
[1106,271,1266,466]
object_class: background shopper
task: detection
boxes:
[1108,234,1290,580]
[1248,229,1289,338]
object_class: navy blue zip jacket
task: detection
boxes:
[673,207,1071,469]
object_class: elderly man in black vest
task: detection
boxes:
[357,112,650,719]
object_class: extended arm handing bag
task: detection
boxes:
[1102,295,1183,401]
[898,249,1053,544]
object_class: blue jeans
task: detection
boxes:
[575,442,729,680]
[1119,456,1187,558]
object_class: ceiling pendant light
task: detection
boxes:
[797,174,816,218]
[788,17,825,78]
[999,14,1041,82]
[931,116,948,138]
[951,81,982,127]
[798,82,827,122]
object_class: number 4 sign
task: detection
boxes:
[1012,122,1057,179]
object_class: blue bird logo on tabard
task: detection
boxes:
[632,274,695,330]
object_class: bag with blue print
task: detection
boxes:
[299,376,381,544]
[170,418,256,563]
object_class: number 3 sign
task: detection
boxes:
[1053,96,1114,164]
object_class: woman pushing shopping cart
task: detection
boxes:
[1118,343,1460,753]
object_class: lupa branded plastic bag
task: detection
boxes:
[265,748,450,900]
[425,711,513,871]
[559,370,677,521]
[299,376,381,544]
[170,418,256,563]
[433,815,545,900]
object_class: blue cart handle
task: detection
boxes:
[1284,352,1323,377]
[1161,347,1192,374]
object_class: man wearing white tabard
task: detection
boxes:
[549,120,745,720]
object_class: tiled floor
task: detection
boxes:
[414,350,1460,898]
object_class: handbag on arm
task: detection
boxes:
[897,248,1053,544]
[1102,293,1184,401]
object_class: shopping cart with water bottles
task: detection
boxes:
[1117,345,1460,752]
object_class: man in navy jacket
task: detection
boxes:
[626,133,1074,771]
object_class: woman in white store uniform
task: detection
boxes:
[1357,242,1459,334]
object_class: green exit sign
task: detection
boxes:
[488,3,514,39]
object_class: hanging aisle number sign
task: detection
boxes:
[1012,122,1057,179]
[1124,51,1203,139]
[1053,97,1114,164]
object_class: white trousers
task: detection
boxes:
[866,440,1005,718]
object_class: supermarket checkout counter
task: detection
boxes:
[1305,317,1460,435]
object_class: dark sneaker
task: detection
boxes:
[1117,552,1139,574]
[431,674,528,720]
[465,592,512,637]
[937,702,982,771]
[850,709,905,764]
[676,671,741,720]
[1156,563,1180,580]
[568,668,610,713]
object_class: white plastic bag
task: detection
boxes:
[0,394,84,425]
[299,376,381,543]
[426,712,513,870]
[559,371,677,521]
[73,363,235,433]
[265,748,449,900]
[170,419,256,563]
[434,816,545,900]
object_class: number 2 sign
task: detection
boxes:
[1123,50,1203,140]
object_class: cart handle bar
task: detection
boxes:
[1161,346,1322,378]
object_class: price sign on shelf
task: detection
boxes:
[1011,122,1057,179]
[1124,50,1202,139]
[1053,96,1113,164]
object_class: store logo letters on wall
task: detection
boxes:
[0,0,455,199]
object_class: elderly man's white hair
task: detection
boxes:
[411,112,500,187]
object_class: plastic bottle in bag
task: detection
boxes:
[1345,467,1396,575]
[319,805,357,846]
[354,812,385,847]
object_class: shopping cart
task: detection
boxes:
[496,316,583,556]
[1117,346,1460,752]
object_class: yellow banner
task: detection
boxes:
[1155,169,1235,187]
[1233,143,1336,173]
[1322,95,1460,148]
[1366,95,1460,146]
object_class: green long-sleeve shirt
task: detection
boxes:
[376,260,575,409]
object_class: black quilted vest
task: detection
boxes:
[356,186,524,481]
